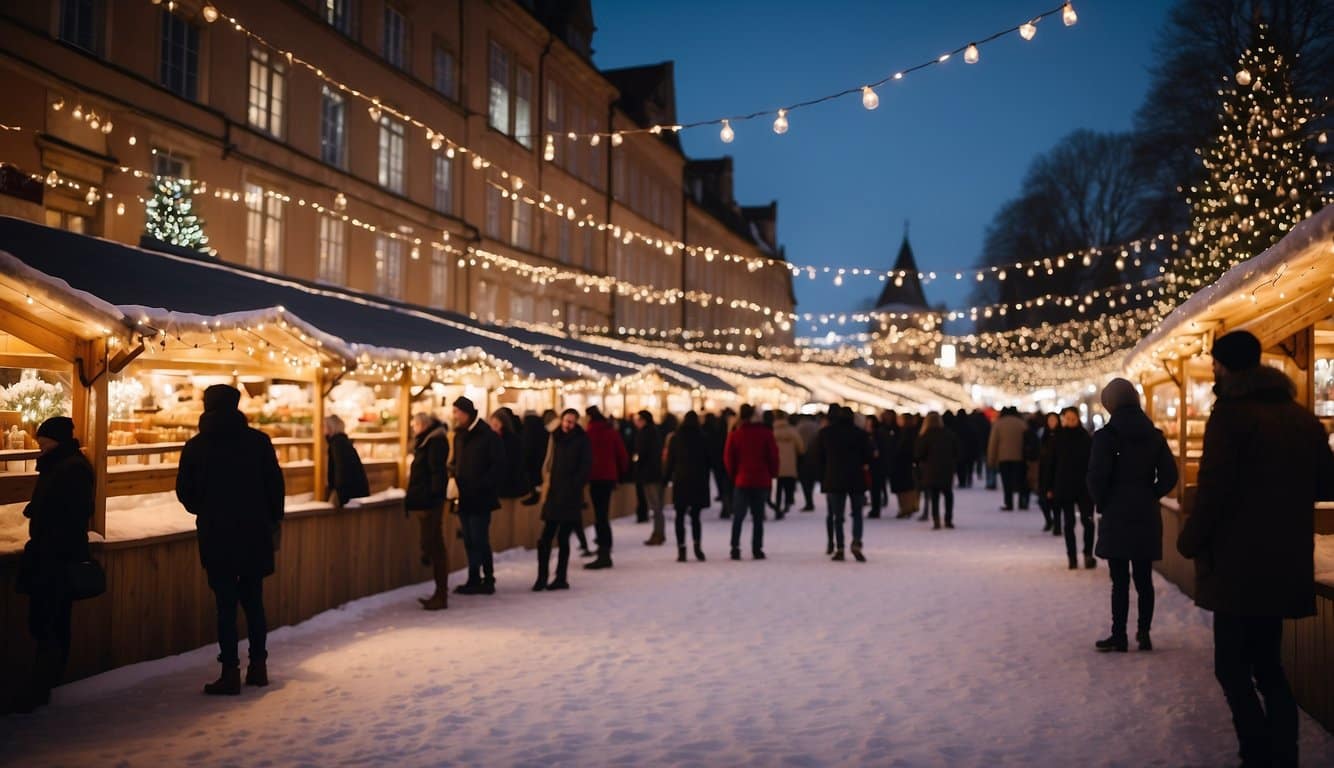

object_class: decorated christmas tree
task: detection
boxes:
[143,176,209,251]
[1167,25,1327,307]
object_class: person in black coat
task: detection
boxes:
[1037,412,1060,534]
[534,409,591,591]
[890,413,919,519]
[915,412,961,529]
[664,411,710,562]
[870,412,897,517]
[1051,407,1096,570]
[1087,378,1177,655]
[519,411,550,506]
[489,408,530,501]
[634,410,667,546]
[810,405,872,562]
[450,396,506,596]
[405,412,450,610]
[970,409,995,488]
[15,416,93,713]
[1177,332,1334,767]
[704,411,734,519]
[952,409,977,489]
[177,385,285,695]
[324,415,370,507]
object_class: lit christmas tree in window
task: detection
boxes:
[143,176,209,251]
[1167,25,1328,307]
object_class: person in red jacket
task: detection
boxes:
[725,404,779,561]
[583,406,629,570]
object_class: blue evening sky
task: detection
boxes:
[592,0,1174,329]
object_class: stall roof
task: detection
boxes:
[511,330,734,392]
[0,216,576,382]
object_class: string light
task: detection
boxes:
[720,119,735,143]
[964,44,980,64]
[861,86,879,111]
[1062,2,1077,26]
[1019,21,1038,40]
[202,3,219,23]
[773,109,788,135]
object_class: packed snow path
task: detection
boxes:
[5,488,1334,767]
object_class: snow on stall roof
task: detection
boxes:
[0,248,129,337]
[1125,204,1334,371]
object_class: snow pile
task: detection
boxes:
[3,489,1333,766]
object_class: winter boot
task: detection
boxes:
[831,549,845,562]
[1136,632,1153,651]
[584,555,613,570]
[1052,523,1062,537]
[644,531,666,546]
[932,517,942,530]
[694,543,707,562]
[579,545,595,558]
[826,541,834,555]
[851,543,866,563]
[1068,554,1079,570]
[1095,635,1129,653]
[752,550,766,560]
[1042,520,1053,533]
[422,561,450,610]
[546,579,570,590]
[453,580,481,596]
[204,664,242,696]
[534,542,551,591]
[730,548,742,561]
[245,661,269,687]
[677,547,688,563]
[1084,554,1097,570]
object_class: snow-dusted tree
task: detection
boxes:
[1168,24,1327,306]
[143,176,209,251]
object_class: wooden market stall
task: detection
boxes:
[1123,204,1334,729]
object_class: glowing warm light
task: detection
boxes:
[720,119,734,143]
[202,4,219,22]
[1062,2,1077,26]
[1235,68,1252,86]
[964,44,979,64]
[773,109,788,135]
[1019,21,1037,40]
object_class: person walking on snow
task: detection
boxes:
[988,407,1029,511]
[796,413,821,512]
[664,410,711,562]
[1177,331,1334,767]
[1051,407,1097,570]
[1087,378,1177,654]
[404,412,450,610]
[584,406,629,570]
[770,411,804,520]
[450,396,505,596]
[725,404,779,561]
[811,405,872,561]
[1037,412,1060,534]
[176,385,285,695]
[890,412,920,519]
[915,411,960,530]
[533,409,592,591]
[634,410,668,546]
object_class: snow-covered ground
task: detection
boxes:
[4,487,1333,767]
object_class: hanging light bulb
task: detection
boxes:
[128,134,137,146]
[1019,21,1037,40]
[1062,2,1077,26]
[46,170,58,186]
[590,133,600,147]
[85,187,99,205]
[101,120,113,134]
[861,86,879,110]
[71,104,83,120]
[367,105,382,122]
[610,132,624,146]
[773,109,788,135]
[334,192,347,210]
[51,97,65,111]
[471,154,484,170]
[720,119,734,143]
[202,3,219,22]
[543,135,555,161]
[88,114,100,131]
[1235,68,1253,86]
[964,44,979,64]
[116,202,125,216]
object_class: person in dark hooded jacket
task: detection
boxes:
[1037,412,1060,534]
[15,416,93,712]
[450,397,506,596]
[890,412,919,519]
[533,409,592,591]
[489,408,530,501]
[520,411,550,506]
[664,411,710,562]
[177,384,285,695]
[324,415,370,507]
[1177,331,1334,767]
[811,405,871,561]
[1051,407,1096,570]
[634,410,667,546]
[951,409,978,489]
[915,411,960,530]
[405,412,450,610]
[1087,378,1177,655]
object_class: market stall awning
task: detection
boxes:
[0,216,575,382]
[496,326,735,392]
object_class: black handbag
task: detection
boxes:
[65,558,107,601]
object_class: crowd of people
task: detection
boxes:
[14,330,1334,765]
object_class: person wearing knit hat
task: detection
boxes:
[203,383,242,412]
[450,393,506,594]
[1180,329,1334,765]
[1088,375,1177,655]
[15,415,95,712]
[452,396,477,418]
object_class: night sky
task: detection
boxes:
[593,0,1174,334]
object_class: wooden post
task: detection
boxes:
[312,367,327,504]
[1177,361,1190,506]
[72,338,110,535]
[398,370,412,490]
[549,385,559,413]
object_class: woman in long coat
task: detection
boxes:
[890,413,919,518]
[1037,412,1060,534]
[914,412,960,529]
[16,416,93,712]
[664,411,712,562]
[534,409,592,591]
[325,415,370,507]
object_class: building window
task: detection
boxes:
[382,5,409,70]
[429,247,448,309]
[159,11,199,100]
[151,149,188,179]
[324,0,355,36]
[511,199,532,250]
[485,185,502,239]
[567,103,582,177]
[475,280,496,323]
[244,182,284,272]
[433,155,453,213]
[317,217,345,285]
[432,45,457,100]
[509,289,533,324]
[320,86,346,168]
[581,226,594,270]
[59,0,102,54]
[514,65,533,149]
[557,219,571,263]
[374,235,403,298]
[247,48,286,138]
[487,41,510,134]
[45,209,88,234]
[377,116,405,194]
